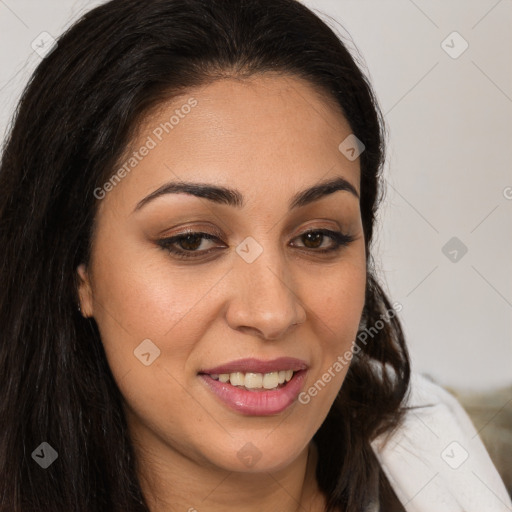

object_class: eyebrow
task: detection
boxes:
[133,175,359,213]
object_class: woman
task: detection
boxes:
[0,0,509,511]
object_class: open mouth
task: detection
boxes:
[205,370,295,391]
[198,369,307,415]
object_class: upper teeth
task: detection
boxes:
[210,370,294,390]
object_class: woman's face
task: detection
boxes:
[78,74,366,474]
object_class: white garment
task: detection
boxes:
[371,373,512,512]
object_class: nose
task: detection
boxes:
[225,245,307,340]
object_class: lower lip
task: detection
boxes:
[199,370,308,416]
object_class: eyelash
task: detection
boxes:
[157,228,356,260]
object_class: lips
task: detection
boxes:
[198,357,309,416]
[199,357,308,375]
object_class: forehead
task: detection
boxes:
[98,73,360,216]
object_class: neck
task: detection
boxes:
[135,437,325,512]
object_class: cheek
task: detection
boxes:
[88,236,231,382]
[307,258,366,339]
[302,259,366,392]
[87,245,222,440]
[91,234,223,330]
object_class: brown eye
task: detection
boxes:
[290,229,356,254]
[302,231,324,249]
[178,234,203,251]
[157,231,226,259]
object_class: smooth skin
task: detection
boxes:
[77,73,366,512]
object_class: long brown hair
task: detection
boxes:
[0,0,410,510]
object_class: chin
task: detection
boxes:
[202,431,312,474]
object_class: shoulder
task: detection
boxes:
[371,372,512,512]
